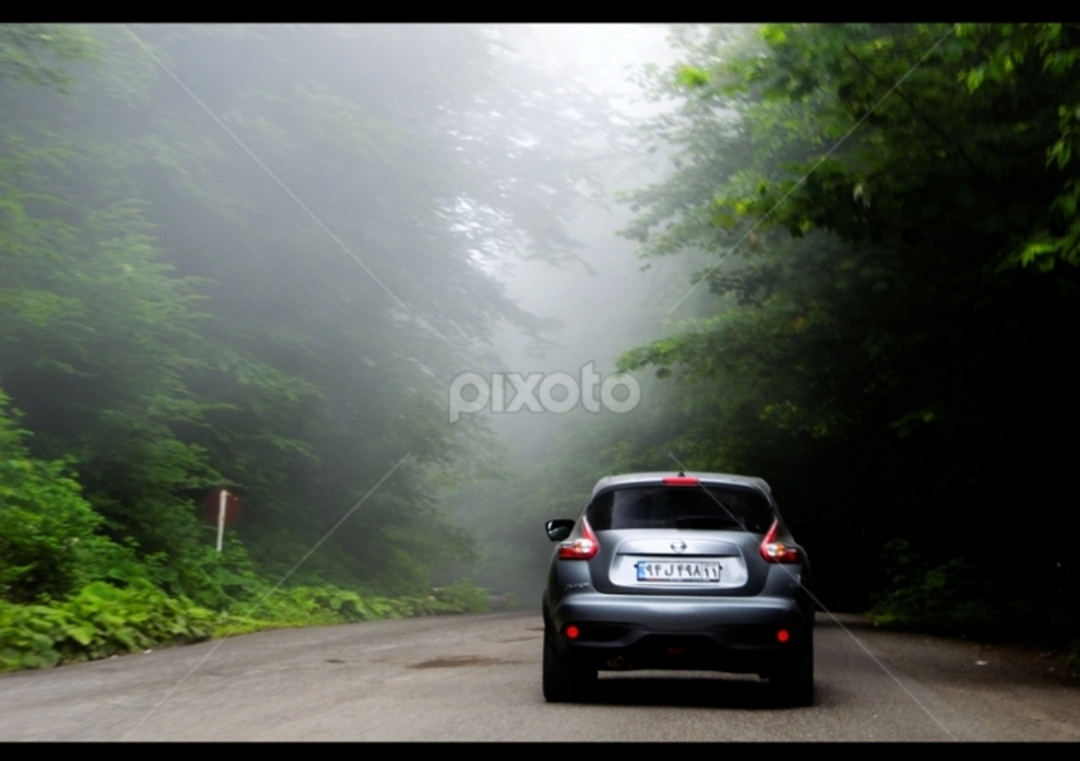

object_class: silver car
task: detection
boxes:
[542,471,814,706]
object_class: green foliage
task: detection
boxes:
[0,574,490,673]
[430,580,489,614]
[0,581,214,671]
[1068,639,1080,672]
[0,104,242,592]
[865,540,1006,632]
[0,391,142,602]
[0,25,99,92]
[676,66,709,88]
[213,581,488,638]
[615,23,1080,617]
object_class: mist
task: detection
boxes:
[4,23,1078,669]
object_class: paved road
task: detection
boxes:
[1,612,1077,741]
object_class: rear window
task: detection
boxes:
[585,485,774,533]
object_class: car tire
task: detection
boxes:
[769,630,814,708]
[543,629,596,703]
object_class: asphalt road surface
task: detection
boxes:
[1,612,1078,741]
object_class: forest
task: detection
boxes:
[2,24,1077,671]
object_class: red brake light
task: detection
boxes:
[565,625,580,640]
[663,476,700,486]
[777,629,790,643]
[760,519,801,563]
[558,518,599,560]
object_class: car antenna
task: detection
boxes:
[678,470,685,477]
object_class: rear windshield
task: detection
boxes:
[585,485,774,533]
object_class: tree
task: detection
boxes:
[617,23,1080,614]
[0,24,616,595]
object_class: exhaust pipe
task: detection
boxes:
[606,656,633,670]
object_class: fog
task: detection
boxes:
[449,26,721,450]
[8,23,1072,647]
[0,23,715,601]
[425,26,713,591]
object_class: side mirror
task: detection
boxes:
[546,519,574,542]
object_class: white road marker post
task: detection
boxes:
[217,489,227,553]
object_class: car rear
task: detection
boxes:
[485,589,509,611]
[545,474,813,678]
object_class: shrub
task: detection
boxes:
[0,394,136,603]
[866,538,1026,634]
[0,580,214,671]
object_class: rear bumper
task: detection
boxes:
[549,593,811,674]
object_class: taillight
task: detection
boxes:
[558,518,599,560]
[760,519,800,563]
[663,476,700,486]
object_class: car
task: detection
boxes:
[485,589,509,611]
[541,471,814,706]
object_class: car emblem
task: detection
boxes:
[671,540,687,554]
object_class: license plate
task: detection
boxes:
[635,561,722,583]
